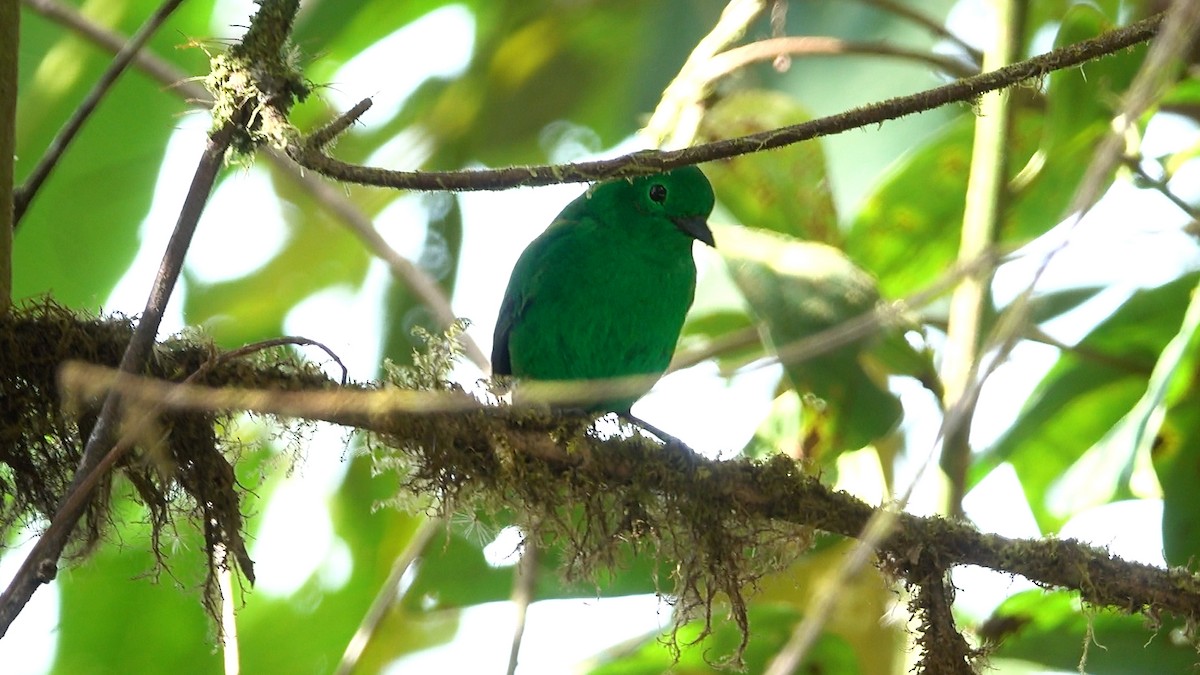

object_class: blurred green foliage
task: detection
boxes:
[7,0,1200,673]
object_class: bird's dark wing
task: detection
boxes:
[492,213,580,377]
[491,289,519,376]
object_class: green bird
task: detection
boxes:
[492,166,716,414]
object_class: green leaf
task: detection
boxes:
[1146,276,1200,566]
[372,1,723,168]
[13,0,214,309]
[845,114,974,299]
[984,590,1197,673]
[697,90,840,243]
[1004,5,1145,242]
[717,225,903,456]
[976,272,1200,529]
[51,520,220,674]
[1157,399,1200,567]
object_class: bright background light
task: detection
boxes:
[4,2,1198,673]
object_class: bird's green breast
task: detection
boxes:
[503,215,697,396]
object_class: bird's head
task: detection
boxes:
[633,165,716,247]
[593,165,716,247]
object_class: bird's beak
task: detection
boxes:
[672,216,716,247]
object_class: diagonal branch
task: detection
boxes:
[0,116,240,637]
[701,36,979,81]
[287,13,1163,191]
[0,0,309,638]
[857,0,980,61]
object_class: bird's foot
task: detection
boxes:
[619,413,702,464]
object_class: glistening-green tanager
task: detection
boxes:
[492,166,716,413]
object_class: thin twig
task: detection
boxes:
[506,541,540,675]
[642,0,768,148]
[307,99,372,149]
[857,0,981,61]
[274,150,491,372]
[216,335,351,385]
[335,516,446,675]
[0,117,240,637]
[12,0,186,225]
[1123,155,1200,221]
[20,0,211,102]
[288,14,1164,191]
[702,36,978,82]
[731,245,1004,376]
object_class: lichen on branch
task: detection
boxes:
[204,0,310,155]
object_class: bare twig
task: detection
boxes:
[335,516,446,675]
[217,335,350,385]
[21,0,211,102]
[702,36,978,82]
[288,14,1164,191]
[858,0,981,61]
[506,541,540,675]
[12,0,186,225]
[1123,155,1200,221]
[273,149,491,372]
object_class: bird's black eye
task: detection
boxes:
[649,183,668,203]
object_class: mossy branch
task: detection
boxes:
[56,362,1200,625]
